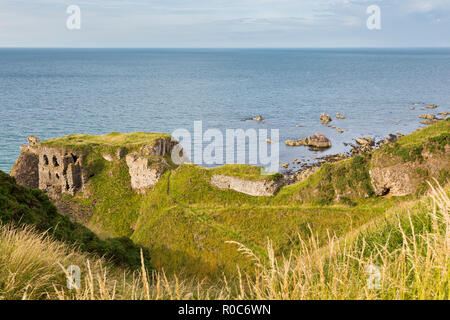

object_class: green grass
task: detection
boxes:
[41,132,171,150]
[0,171,151,270]
[128,162,398,278]
[40,132,172,173]
[210,164,283,181]
[378,119,449,163]
[273,155,374,205]
[393,118,450,148]
[66,160,145,237]
[1,183,447,300]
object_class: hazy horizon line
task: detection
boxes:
[1,46,450,50]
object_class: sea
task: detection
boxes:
[1,48,450,172]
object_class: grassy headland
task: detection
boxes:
[4,119,449,281]
[45,120,449,278]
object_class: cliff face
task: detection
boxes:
[124,137,178,193]
[370,144,450,197]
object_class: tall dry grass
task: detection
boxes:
[0,182,448,300]
[228,181,449,300]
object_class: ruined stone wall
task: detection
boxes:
[125,138,179,193]
[210,174,281,197]
[37,146,84,197]
[125,153,168,194]
[11,136,180,198]
[11,137,85,199]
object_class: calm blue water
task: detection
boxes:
[1,48,450,172]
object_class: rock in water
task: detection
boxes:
[320,113,332,124]
[421,120,439,125]
[285,139,307,147]
[336,112,345,119]
[355,137,375,147]
[386,134,398,143]
[241,115,264,122]
[305,133,332,148]
[426,104,438,109]
[419,114,437,120]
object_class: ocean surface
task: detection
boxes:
[1,48,450,173]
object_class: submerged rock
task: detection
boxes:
[242,115,264,122]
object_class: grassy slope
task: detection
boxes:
[376,119,450,164]
[0,171,151,270]
[131,163,399,277]
[1,183,447,299]
[210,164,283,181]
[47,120,449,278]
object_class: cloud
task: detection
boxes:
[0,0,448,47]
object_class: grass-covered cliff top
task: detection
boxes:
[210,164,283,181]
[393,118,449,148]
[40,132,172,153]
[375,118,449,163]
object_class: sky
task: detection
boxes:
[0,0,449,47]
